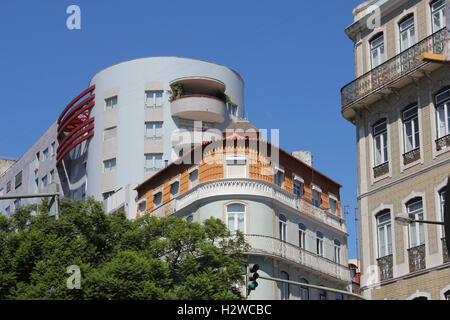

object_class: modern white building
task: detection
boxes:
[0,57,245,219]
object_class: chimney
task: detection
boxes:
[291,151,312,167]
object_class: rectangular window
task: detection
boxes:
[43,148,49,160]
[312,189,321,208]
[42,175,48,188]
[189,168,199,189]
[170,181,180,198]
[51,142,56,157]
[103,158,116,173]
[227,204,246,233]
[36,152,40,162]
[225,155,247,178]
[228,103,238,117]
[370,34,385,68]
[403,105,419,152]
[105,96,118,110]
[145,122,163,139]
[14,199,21,210]
[436,89,450,139]
[431,0,446,33]
[373,120,388,166]
[377,211,392,257]
[145,91,163,108]
[274,168,284,188]
[103,126,117,141]
[439,189,446,235]
[5,206,10,217]
[400,15,415,51]
[145,154,163,172]
[14,171,22,189]
[6,181,11,193]
[329,198,337,214]
[50,170,55,183]
[153,192,162,208]
[138,201,147,215]
[293,181,303,197]
[407,199,425,248]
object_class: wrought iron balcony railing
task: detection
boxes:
[341,28,448,111]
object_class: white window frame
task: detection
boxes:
[170,176,180,199]
[279,214,287,242]
[334,239,341,264]
[103,158,116,173]
[273,166,284,188]
[153,188,163,209]
[299,223,306,250]
[225,154,247,178]
[145,90,163,108]
[435,88,450,139]
[105,96,118,111]
[226,203,246,234]
[403,105,420,152]
[399,15,416,52]
[145,121,163,140]
[370,33,385,69]
[329,193,338,214]
[431,0,446,33]
[407,198,425,248]
[376,210,392,257]
[138,200,147,215]
[188,166,199,189]
[316,231,324,256]
[311,184,322,208]
[293,174,304,197]
[145,153,163,172]
[373,120,388,166]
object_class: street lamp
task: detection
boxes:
[394,213,445,226]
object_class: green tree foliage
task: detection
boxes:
[0,198,249,300]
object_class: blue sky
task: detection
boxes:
[0,0,363,259]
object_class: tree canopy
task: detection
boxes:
[0,198,249,300]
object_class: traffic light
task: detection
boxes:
[247,264,260,296]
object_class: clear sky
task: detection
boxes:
[0,0,363,259]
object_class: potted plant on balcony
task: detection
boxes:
[169,83,184,102]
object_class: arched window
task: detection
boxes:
[299,223,306,250]
[316,231,324,256]
[445,289,450,300]
[373,119,388,166]
[370,33,385,68]
[399,14,415,51]
[334,239,341,264]
[431,0,446,33]
[279,214,287,242]
[318,287,327,300]
[406,197,425,248]
[226,203,245,233]
[280,271,289,300]
[435,87,450,145]
[376,209,392,257]
[412,296,428,300]
[300,279,309,300]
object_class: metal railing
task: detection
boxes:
[341,28,448,110]
[245,234,351,283]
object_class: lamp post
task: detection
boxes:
[394,213,445,226]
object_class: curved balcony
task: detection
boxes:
[171,94,226,123]
[174,178,347,234]
[245,234,351,283]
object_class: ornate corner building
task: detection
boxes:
[341,0,450,300]
[134,127,351,300]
